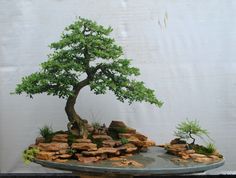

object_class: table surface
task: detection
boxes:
[34,147,224,176]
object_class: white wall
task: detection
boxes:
[1,0,236,174]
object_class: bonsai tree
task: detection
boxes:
[174,119,211,145]
[12,17,163,136]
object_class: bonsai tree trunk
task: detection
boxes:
[189,132,195,145]
[65,78,89,137]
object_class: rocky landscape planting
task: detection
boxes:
[161,119,223,164]
[24,120,155,166]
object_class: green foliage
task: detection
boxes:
[22,147,39,165]
[175,119,211,144]
[67,132,77,146]
[39,125,54,143]
[88,132,103,148]
[88,132,93,140]
[91,122,102,130]
[12,17,163,107]
[108,130,119,140]
[93,138,103,148]
[66,148,77,155]
[193,143,216,155]
[120,137,129,145]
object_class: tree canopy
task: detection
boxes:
[14,17,163,107]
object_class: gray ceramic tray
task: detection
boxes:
[34,147,224,176]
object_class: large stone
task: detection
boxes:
[194,157,213,163]
[108,121,136,134]
[209,155,221,161]
[127,136,144,147]
[36,151,56,160]
[165,144,188,153]
[143,140,156,147]
[165,144,189,156]
[35,137,45,145]
[71,143,97,151]
[118,133,132,139]
[59,154,72,159]
[75,139,92,143]
[92,135,112,141]
[119,133,149,144]
[109,157,123,161]
[77,156,100,163]
[96,153,108,160]
[116,143,137,153]
[109,121,127,128]
[82,147,120,156]
[124,143,138,153]
[38,143,69,152]
[53,159,68,163]
[112,160,143,168]
[58,149,68,154]
[185,149,195,154]
[52,134,68,143]
[133,132,148,141]
[99,147,120,155]
[170,138,187,145]
[189,153,207,159]
[102,140,122,147]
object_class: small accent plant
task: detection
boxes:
[92,122,102,130]
[194,143,216,155]
[120,137,129,145]
[22,147,39,165]
[67,132,77,146]
[175,119,211,145]
[39,125,54,143]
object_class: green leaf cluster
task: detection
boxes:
[22,147,39,165]
[13,17,163,107]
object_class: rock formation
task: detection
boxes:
[31,120,156,164]
[163,138,223,164]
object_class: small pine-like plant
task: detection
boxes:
[39,125,54,143]
[175,119,211,145]
[22,147,39,165]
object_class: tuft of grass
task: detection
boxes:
[92,122,102,130]
[66,148,77,155]
[39,125,54,143]
[193,143,216,155]
[120,137,129,145]
[22,147,39,165]
[67,132,77,146]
